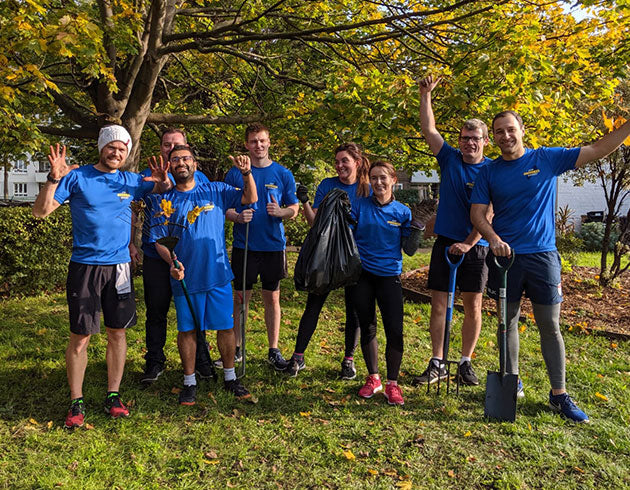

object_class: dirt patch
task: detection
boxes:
[401,266,630,339]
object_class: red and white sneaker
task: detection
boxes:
[104,393,130,418]
[64,399,85,429]
[358,375,382,399]
[384,382,404,406]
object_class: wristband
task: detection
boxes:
[241,169,252,177]
[47,173,61,184]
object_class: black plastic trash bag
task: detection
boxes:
[294,188,362,295]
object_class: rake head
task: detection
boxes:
[157,236,179,253]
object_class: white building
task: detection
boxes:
[0,158,50,202]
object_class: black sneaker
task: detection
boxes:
[285,357,306,377]
[224,378,252,400]
[411,361,447,385]
[196,363,217,381]
[268,349,289,371]
[141,363,164,384]
[179,385,197,406]
[64,399,85,429]
[456,361,479,386]
[340,359,357,380]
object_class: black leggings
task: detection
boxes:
[294,287,363,357]
[352,269,404,381]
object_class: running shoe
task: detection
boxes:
[384,383,405,405]
[179,385,197,406]
[104,393,130,419]
[224,379,252,400]
[141,363,164,384]
[268,349,289,371]
[456,361,479,386]
[64,399,85,429]
[340,359,357,380]
[285,356,306,377]
[213,348,242,369]
[549,391,589,423]
[358,375,383,398]
[411,360,447,385]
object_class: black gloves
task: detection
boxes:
[296,184,310,204]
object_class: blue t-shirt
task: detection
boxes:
[312,177,369,211]
[138,169,210,258]
[54,165,154,265]
[225,161,298,251]
[147,181,242,296]
[434,143,490,246]
[471,147,580,254]
[352,197,412,276]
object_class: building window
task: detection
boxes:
[13,161,27,173]
[38,161,51,173]
[14,183,28,197]
[394,183,404,191]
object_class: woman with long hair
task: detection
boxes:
[286,143,371,379]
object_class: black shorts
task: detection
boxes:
[427,235,489,293]
[66,262,137,335]
[231,248,287,291]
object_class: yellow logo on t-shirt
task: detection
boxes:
[523,169,540,177]
[466,182,475,188]
[117,192,131,200]
[387,220,401,227]
[265,183,278,189]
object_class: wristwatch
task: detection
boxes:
[46,173,61,184]
[241,169,252,177]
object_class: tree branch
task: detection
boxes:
[146,112,274,125]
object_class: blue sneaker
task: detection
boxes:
[517,379,525,399]
[549,391,589,423]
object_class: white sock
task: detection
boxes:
[183,373,196,386]
[460,356,471,364]
[224,368,236,382]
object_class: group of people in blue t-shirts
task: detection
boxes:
[33,76,630,428]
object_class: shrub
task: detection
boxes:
[556,233,583,272]
[394,188,420,205]
[578,222,619,252]
[0,205,73,296]
[284,212,310,246]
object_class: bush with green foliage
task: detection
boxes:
[394,188,420,205]
[578,221,619,252]
[556,233,583,272]
[0,206,72,295]
[284,212,309,246]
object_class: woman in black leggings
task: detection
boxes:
[286,143,371,379]
[351,161,422,405]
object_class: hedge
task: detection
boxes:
[0,205,73,296]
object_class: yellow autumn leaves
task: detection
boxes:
[602,112,630,146]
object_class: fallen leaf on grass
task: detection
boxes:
[396,482,412,489]
[67,461,78,471]
[342,450,355,461]
[300,411,311,417]
[47,421,53,429]
[519,324,527,333]
[367,469,378,476]
[324,388,336,393]
[85,423,94,430]
[207,392,217,404]
[610,342,618,349]
[448,470,455,477]
[172,387,181,394]
[36,328,47,335]
[574,466,585,474]
[383,469,398,476]
[413,315,422,324]
[28,418,38,425]
[205,451,218,459]
[595,392,608,401]
[203,460,220,465]
[464,431,472,437]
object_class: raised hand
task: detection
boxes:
[229,154,251,174]
[266,194,282,217]
[296,184,309,204]
[419,75,441,96]
[47,143,78,180]
[143,155,170,184]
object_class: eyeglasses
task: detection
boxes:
[171,155,193,163]
[459,136,484,142]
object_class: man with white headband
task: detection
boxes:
[33,124,172,429]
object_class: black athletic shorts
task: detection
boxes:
[66,261,137,335]
[231,248,287,291]
[427,235,489,293]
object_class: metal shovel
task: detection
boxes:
[237,219,249,379]
[157,236,217,381]
[484,251,518,422]
[431,246,465,395]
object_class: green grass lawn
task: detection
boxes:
[0,252,628,489]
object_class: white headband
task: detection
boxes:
[98,125,133,153]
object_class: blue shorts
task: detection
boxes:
[173,283,234,332]
[486,251,562,305]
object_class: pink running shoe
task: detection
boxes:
[384,382,404,406]
[358,375,382,398]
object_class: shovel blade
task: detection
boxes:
[484,371,519,422]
